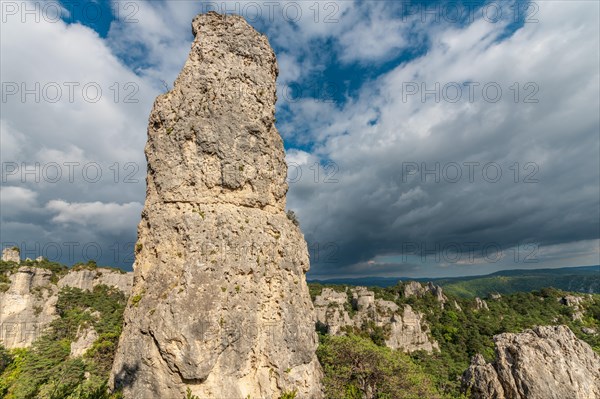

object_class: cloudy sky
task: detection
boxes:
[1,0,598,279]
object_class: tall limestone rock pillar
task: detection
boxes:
[110,12,323,398]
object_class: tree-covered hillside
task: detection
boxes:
[310,281,600,398]
[0,283,126,398]
[2,260,599,398]
[309,265,600,297]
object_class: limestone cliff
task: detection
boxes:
[313,286,439,353]
[0,265,132,349]
[109,12,322,398]
[462,325,600,399]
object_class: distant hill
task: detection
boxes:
[309,265,600,297]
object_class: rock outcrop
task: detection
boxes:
[58,269,133,295]
[560,294,586,321]
[462,325,600,399]
[313,286,439,353]
[0,267,57,348]
[474,297,489,311]
[403,281,447,307]
[0,265,133,349]
[109,12,322,398]
[70,326,99,357]
[2,247,20,263]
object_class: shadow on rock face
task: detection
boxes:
[111,362,140,395]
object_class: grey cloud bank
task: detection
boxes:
[1,1,598,277]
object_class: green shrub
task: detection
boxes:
[185,387,200,399]
[279,389,297,399]
[317,333,444,399]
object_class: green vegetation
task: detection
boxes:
[185,387,199,399]
[130,291,143,307]
[278,390,297,399]
[410,287,600,395]
[286,210,300,227]
[307,282,346,301]
[1,258,598,398]
[309,281,600,397]
[72,260,99,272]
[1,259,69,286]
[318,333,452,398]
[308,266,600,295]
[0,285,126,398]
[438,270,600,298]
[0,345,12,374]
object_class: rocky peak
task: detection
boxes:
[462,325,600,399]
[109,12,322,398]
[145,11,285,211]
[2,247,20,263]
[403,281,424,297]
[313,286,439,353]
[474,297,489,311]
[560,294,587,321]
[403,281,447,307]
[313,288,347,307]
[352,286,376,311]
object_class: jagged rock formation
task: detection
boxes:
[560,294,587,321]
[313,288,351,335]
[2,248,20,263]
[58,269,133,294]
[109,12,322,398]
[453,300,463,311]
[0,265,132,349]
[314,287,439,353]
[404,281,447,307]
[474,297,489,311]
[462,325,600,399]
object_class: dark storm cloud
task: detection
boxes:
[1,1,598,277]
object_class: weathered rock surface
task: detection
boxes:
[475,297,489,311]
[2,248,20,263]
[70,326,99,357]
[0,265,133,349]
[404,281,447,307]
[58,269,133,295]
[561,294,586,321]
[462,325,600,399]
[109,12,322,398]
[0,267,57,348]
[313,286,439,353]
